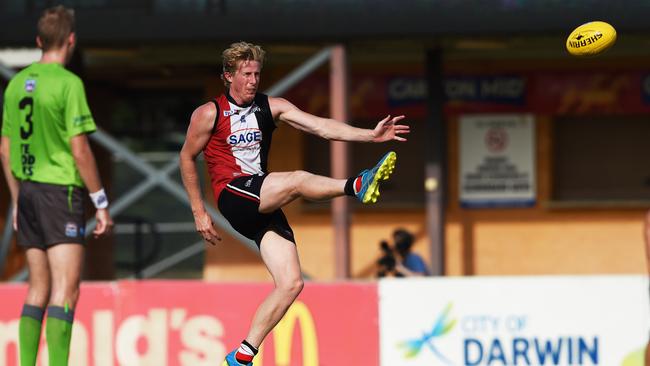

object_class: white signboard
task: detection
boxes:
[459,114,536,208]
[380,276,648,366]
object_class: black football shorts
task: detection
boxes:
[217,174,295,247]
[17,181,86,249]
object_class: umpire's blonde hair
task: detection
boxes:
[37,5,75,51]
[221,42,266,87]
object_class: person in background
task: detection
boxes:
[393,228,430,277]
[1,5,112,365]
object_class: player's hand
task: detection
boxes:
[93,208,113,237]
[372,115,410,142]
[194,210,222,245]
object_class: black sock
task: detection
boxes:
[344,176,359,196]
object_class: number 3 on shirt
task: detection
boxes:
[19,96,34,140]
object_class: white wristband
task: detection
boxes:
[89,188,109,209]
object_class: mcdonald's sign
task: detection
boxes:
[255,284,379,366]
[256,301,319,366]
[0,282,379,366]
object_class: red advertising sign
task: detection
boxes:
[0,281,378,366]
[283,69,650,119]
[530,71,650,115]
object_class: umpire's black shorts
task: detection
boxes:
[217,174,295,247]
[17,181,87,249]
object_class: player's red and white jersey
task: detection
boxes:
[203,91,276,200]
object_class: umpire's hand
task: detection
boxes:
[93,208,113,237]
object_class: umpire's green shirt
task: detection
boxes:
[2,63,97,187]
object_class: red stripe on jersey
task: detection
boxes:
[203,95,240,199]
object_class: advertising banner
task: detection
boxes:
[459,114,536,208]
[284,70,650,119]
[444,75,527,105]
[0,281,378,366]
[530,72,650,115]
[379,276,649,366]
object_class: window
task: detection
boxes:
[552,117,650,203]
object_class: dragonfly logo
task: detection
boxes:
[398,303,457,365]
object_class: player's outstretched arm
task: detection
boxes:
[179,102,221,245]
[0,136,20,230]
[270,97,409,143]
[70,133,113,237]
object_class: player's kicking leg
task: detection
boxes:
[258,151,397,212]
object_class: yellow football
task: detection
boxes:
[566,21,617,57]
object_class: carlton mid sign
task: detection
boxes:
[0,282,378,366]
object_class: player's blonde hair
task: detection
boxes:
[221,42,266,87]
[37,5,75,51]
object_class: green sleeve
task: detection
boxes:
[1,88,12,137]
[64,77,96,137]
